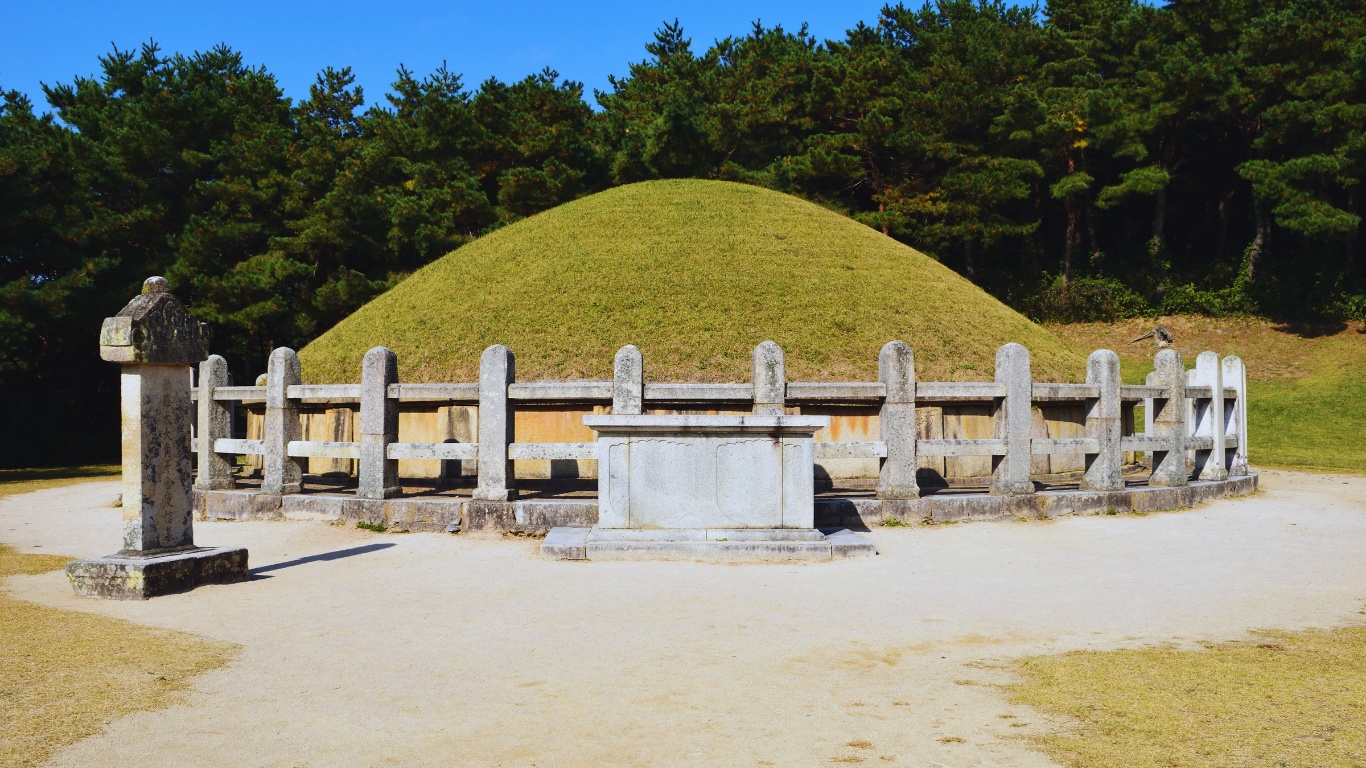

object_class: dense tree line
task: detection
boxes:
[2,0,1362,464]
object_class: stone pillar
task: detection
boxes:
[752,341,785,416]
[1149,348,1189,487]
[1222,355,1249,475]
[68,277,247,599]
[991,343,1034,495]
[473,344,516,501]
[357,346,401,499]
[1143,370,1156,437]
[1081,349,1123,491]
[1193,351,1228,481]
[613,345,643,415]
[195,354,236,490]
[876,340,919,500]
[262,348,303,495]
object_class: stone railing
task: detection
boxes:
[191,340,1250,508]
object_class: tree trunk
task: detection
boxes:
[1085,203,1101,266]
[1151,185,1167,259]
[1063,196,1078,279]
[1246,196,1268,282]
[1347,187,1359,288]
[1216,186,1234,259]
[964,239,975,279]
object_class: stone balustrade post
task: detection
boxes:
[195,354,236,490]
[1193,351,1228,481]
[991,343,1034,495]
[474,344,516,501]
[876,340,919,500]
[613,345,643,415]
[1081,348,1124,491]
[752,341,785,416]
[1222,355,1249,475]
[1143,370,1156,441]
[262,348,303,495]
[357,346,401,499]
[68,276,247,599]
[1149,349,1189,487]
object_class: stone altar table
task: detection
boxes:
[542,414,876,561]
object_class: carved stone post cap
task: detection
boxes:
[99,277,208,364]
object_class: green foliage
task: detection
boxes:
[2,0,1365,465]
[355,520,386,533]
[1028,276,1150,322]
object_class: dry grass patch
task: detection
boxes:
[0,542,235,767]
[0,465,119,498]
[303,179,1082,384]
[1009,626,1366,767]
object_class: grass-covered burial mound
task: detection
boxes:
[301,180,1082,383]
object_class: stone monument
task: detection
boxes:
[542,342,876,561]
[67,277,248,599]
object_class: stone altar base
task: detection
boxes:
[67,546,249,600]
[542,527,876,562]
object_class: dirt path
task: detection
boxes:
[4,469,1365,768]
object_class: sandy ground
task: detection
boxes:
[3,469,1365,768]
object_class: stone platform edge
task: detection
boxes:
[67,546,249,600]
[194,473,1258,533]
[542,527,876,561]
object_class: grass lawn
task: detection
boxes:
[0,475,235,768]
[1052,317,1366,473]
[1009,627,1366,767]
[0,464,120,496]
[302,179,1082,384]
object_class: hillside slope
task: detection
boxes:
[302,180,1082,383]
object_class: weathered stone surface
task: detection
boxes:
[1193,351,1229,481]
[824,528,878,558]
[514,500,598,529]
[876,340,920,499]
[1222,355,1249,475]
[1081,349,1124,491]
[195,355,236,490]
[565,525,876,561]
[585,414,827,529]
[357,346,401,499]
[68,546,248,600]
[814,498,884,529]
[542,527,589,560]
[1149,349,1189,487]
[119,364,196,551]
[585,536,833,562]
[990,343,1035,495]
[474,345,516,501]
[263,348,303,495]
[612,345,643,415]
[99,277,209,365]
[751,341,785,416]
[465,500,517,530]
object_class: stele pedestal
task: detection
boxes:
[67,277,248,599]
[541,414,876,561]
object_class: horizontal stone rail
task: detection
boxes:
[287,440,361,460]
[507,442,597,461]
[386,442,479,461]
[190,340,1249,511]
[387,383,480,403]
[212,438,264,455]
[814,442,887,460]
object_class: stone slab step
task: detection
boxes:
[540,527,876,562]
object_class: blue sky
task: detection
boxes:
[2,1,901,112]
